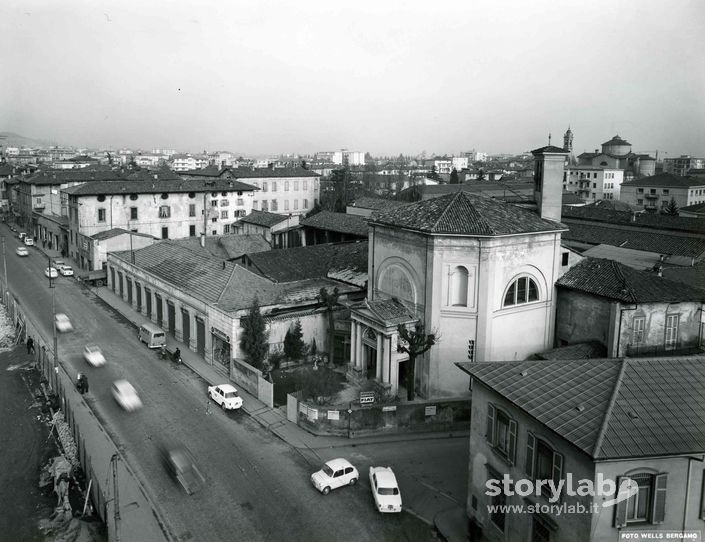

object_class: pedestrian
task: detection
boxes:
[26,336,34,355]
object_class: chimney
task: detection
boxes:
[531,144,568,222]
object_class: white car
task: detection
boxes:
[369,466,402,513]
[45,267,59,279]
[311,458,359,495]
[59,265,74,276]
[112,380,142,411]
[23,237,34,246]
[83,344,106,367]
[15,246,29,257]
[207,384,243,410]
[55,313,73,333]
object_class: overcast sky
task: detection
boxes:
[2,0,704,157]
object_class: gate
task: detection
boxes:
[182,308,190,347]
[145,288,152,319]
[126,278,133,305]
[196,317,205,357]
[135,283,142,311]
[155,294,163,328]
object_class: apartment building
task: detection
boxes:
[662,155,705,176]
[563,166,624,202]
[620,173,705,211]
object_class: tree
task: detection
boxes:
[396,322,437,401]
[334,197,346,213]
[450,168,459,184]
[283,319,305,360]
[295,367,343,405]
[301,160,308,169]
[663,197,679,216]
[239,296,269,369]
[318,287,340,365]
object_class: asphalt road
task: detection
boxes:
[3,227,443,542]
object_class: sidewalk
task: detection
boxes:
[59,249,469,541]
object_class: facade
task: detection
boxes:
[316,150,365,166]
[620,173,705,211]
[556,258,705,357]
[457,357,705,542]
[662,155,705,176]
[63,178,257,270]
[563,166,624,202]
[170,153,210,171]
[348,145,569,399]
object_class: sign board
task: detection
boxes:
[359,391,375,405]
[382,406,397,412]
[327,410,339,421]
[307,407,318,421]
[425,405,437,416]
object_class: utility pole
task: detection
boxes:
[110,453,121,541]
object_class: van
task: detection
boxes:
[138,323,166,349]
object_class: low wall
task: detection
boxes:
[231,358,273,408]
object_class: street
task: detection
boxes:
[2,227,468,541]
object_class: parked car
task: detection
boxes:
[59,265,74,276]
[311,458,359,495]
[45,267,59,279]
[207,384,243,410]
[15,246,29,257]
[112,380,142,411]
[83,344,106,367]
[369,466,402,513]
[55,313,73,333]
[52,259,65,268]
[161,445,205,495]
[18,232,26,241]
[23,237,34,246]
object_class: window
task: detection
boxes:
[211,200,218,207]
[129,194,138,200]
[450,266,469,306]
[663,189,669,195]
[303,199,308,209]
[224,224,230,233]
[503,277,539,306]
[221,191,227,197]
[98,208,106,222]
[160,193,169,200]
[561,252,569,266]
[593,182,597,188]
[211,217,217,223]
[303,180,308,190]
[637,199,644,205]
[220,199,229,206]
[531,516,553,542]
[188,192,196,199]
[272,200,278,211]
[189,204,196,217]
[159,206,170,218]
[221,210,228,219]
[633,317,645,344]
[467,339,475,361]
[252,201,258,210]
[284,200,289,211]
[161,227,168,239]
[613,472,668,527]
[272,182,277,192]
[130,207,138,220]
[285,181,289,191]
[237,198,244,206]
[262,200,269,211]
[189,225,196,237]
[263,182,268,192]
[97,195,106,202]
[526,434,563,500]
[638,188,644,193]
[486,404,517,463]
[294,181,299,190]
[665,314,679,349]
[487,467,506,531]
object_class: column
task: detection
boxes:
[174,301,183,341]
[376,332,383,381]
[189,312,197,351]
[150,290,158,324]
[350,321,358,368]
[382,336,392,385]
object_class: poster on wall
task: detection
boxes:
[327,410,339,420]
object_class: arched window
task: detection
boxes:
[450,266,469,306]
[503,276,539,307]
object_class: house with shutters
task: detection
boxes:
[456,357,705,542]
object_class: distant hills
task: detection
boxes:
[0,132,59,149]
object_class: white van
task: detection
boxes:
[138,323,166,349]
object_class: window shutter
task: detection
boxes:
[652,473,668,524]
[486,404,495,445]
[508,419,517,464]
[613,476,628,528]
[552,451,564,485]
[525,432,535,478]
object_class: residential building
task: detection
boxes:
[316,150,366,166]
[456,357,705,542]
[63,178,257,270]
[452,156,469,171]
[348,145,570,399]
[563,166,624,202]
[662,155,705,176]
[556,257,705,357]
[233,210,301,249]
[620,173,705,212]
[169,153,210,171]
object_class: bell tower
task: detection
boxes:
[563,126,573,153]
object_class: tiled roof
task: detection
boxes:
[531,145,568,155]
[556,257,705,302]
[562,205,705,233]
[24,167,124,185]
[245,241,368,283]
[563,222,705,258]
[92,228,155,241]
[349,197,408,211]
[237,210,290,227]
[231,167,319,178]
[456,357,705,459]
[352,297,418,326]
[62,177,257,196]
[373,191,565,236]
[169,235,271,260]
[535,341,607,360]
[621,173,705,188]
[662,264,705,291]
[681,202,705,213]
[585,199,639,212]
[301,211,369,237]
[124,167,182,181]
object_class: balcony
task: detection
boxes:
[644,193,659,200]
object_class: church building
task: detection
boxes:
[348,145,569,399]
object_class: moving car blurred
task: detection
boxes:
[15,246,29,257]
[207,384,243,410]
[161,445,205,495]
[112,380,142,411]
[83,344,106,367]
[55,313,73,333]
[45,267,59,279]
[311,458,359,495]
[369,466,402,513]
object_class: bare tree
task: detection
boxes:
[396,322,437,401]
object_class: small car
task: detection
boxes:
[59,265,74,276]
[161,445,205,495]
[207,384,243,410]
[112,380,142,411]
[18,232,26,240]
[311,458,359,495]
[55,313,73,333]
[83,344,106,367]
[52,259,66,268]
[15,246,29,257]
[23,237,34,246]
[369,466,402,513]
[45,267,59,279]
